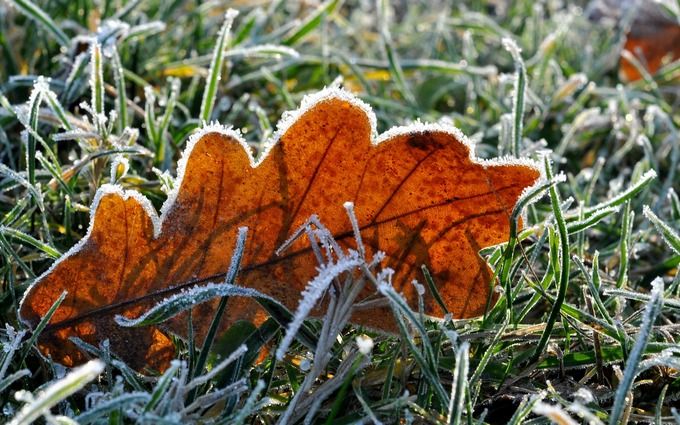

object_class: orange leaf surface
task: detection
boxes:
[620,22,680,82]
[19,89,541,371]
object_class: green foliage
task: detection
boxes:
[0,0,679,423]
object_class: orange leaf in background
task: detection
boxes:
[619,13,680,82]
[19,89,540,371]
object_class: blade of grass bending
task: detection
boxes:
[531,157,570,364]
[9,0,69,47]
[643,205,680,254]
[199,9,239,123]
[566,206,619,234]
[112,229,247,390]
[112,280,273,328]
[188,227,248,402]
[498,174,561,318]
[608,278,664,425]
[576,170,656,218]
[20,291,67,364]
[0,226,60,259]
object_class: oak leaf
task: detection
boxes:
[19,88,540,371]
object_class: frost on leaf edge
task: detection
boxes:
[19,86,544,328]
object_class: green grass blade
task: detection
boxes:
[75,393,150,423]
[20,291,67,364]
[615,202,633,288]
[8,360,104,425]
[608,278,664,425]
[644,205,680,254]
[502,37,527,157]
[447,342,469,425]
[90,42,105,118]
[9,0,69,47]
[25,86,43,186]
[0,226,60,259]
[111,47,128,132]
[532,157,570,363]
[579,170,656,218]
[377,0,416,105]
[283,0,340,46]
[188,227,248,400]
[199,9,239,123]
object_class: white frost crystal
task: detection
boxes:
[355,335,374,355]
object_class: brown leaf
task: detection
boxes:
[620,23,680,82]
[19,89,540,371]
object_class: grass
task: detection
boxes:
[1,0,680,423]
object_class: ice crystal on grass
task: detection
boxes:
[58,339,253,423]
[276,250,362,360]
[9,360,104,425]
[0,325,28,390]
[272,207,398,424]
[199,9,239,123]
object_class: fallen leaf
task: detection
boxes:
[620,18,680,81]
[19,88,541,371]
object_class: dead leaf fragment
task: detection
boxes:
[19,88,540,370]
